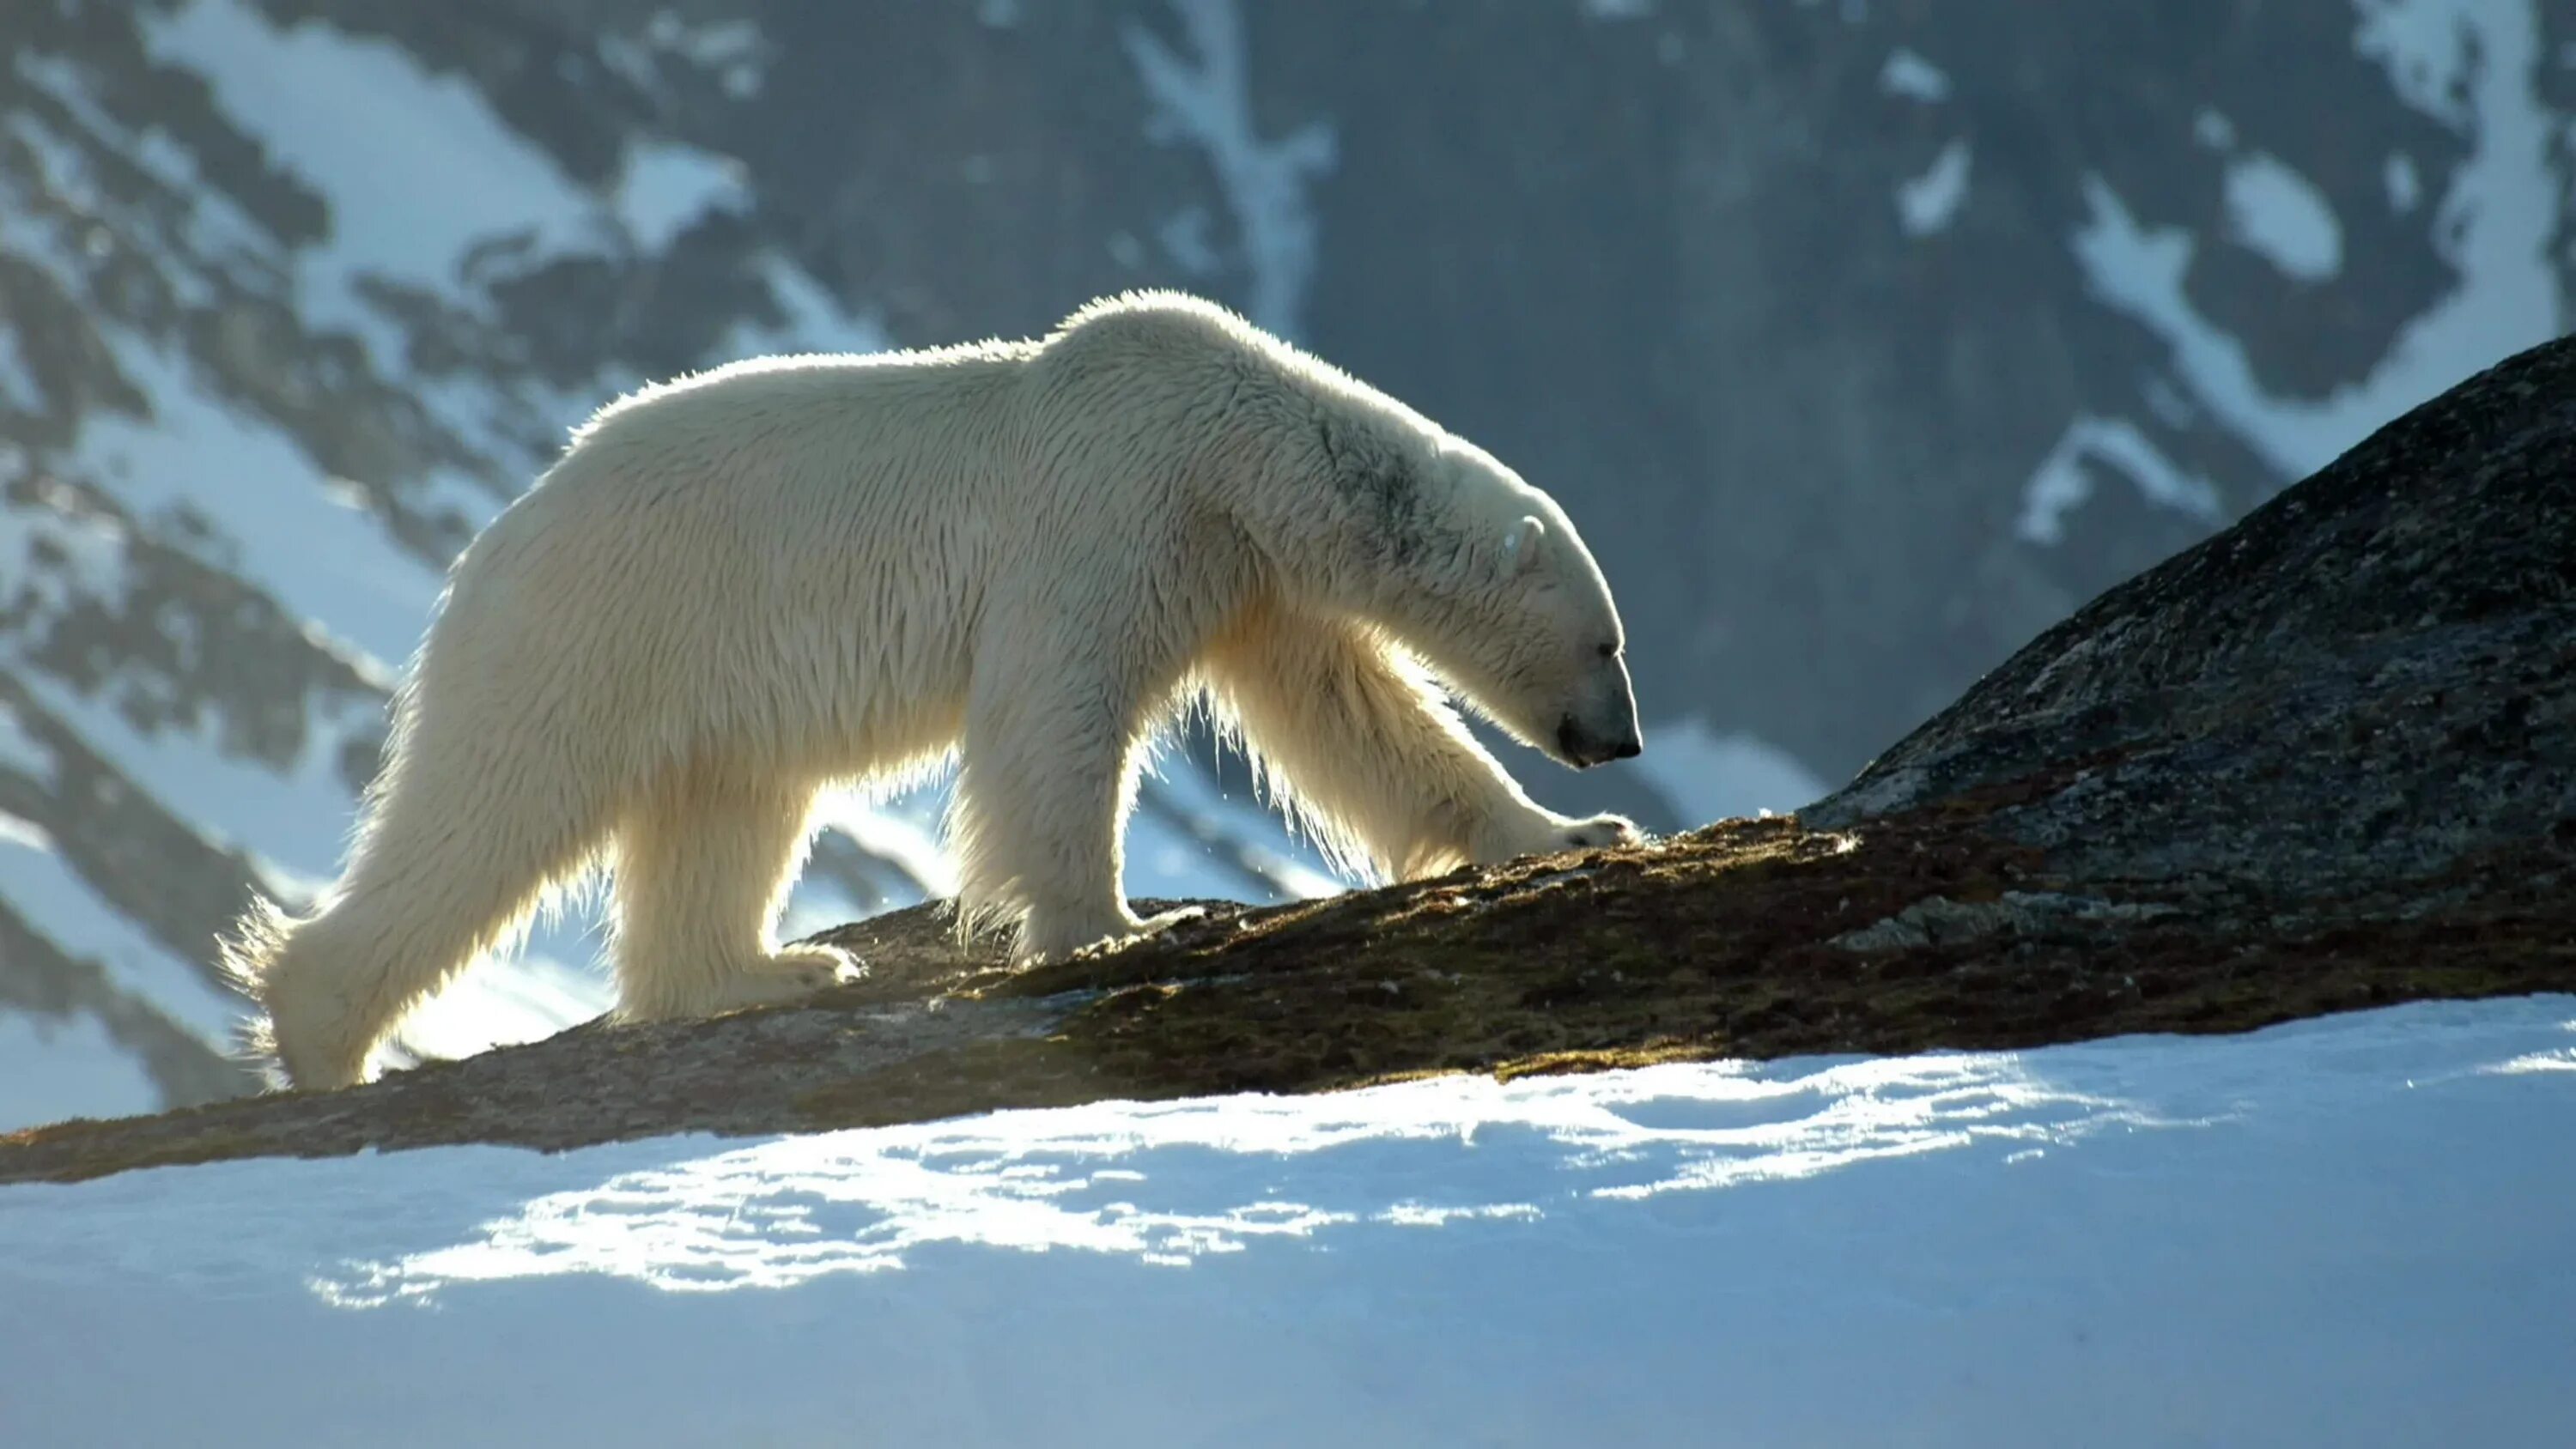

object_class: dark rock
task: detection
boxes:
[1802,330,2576,899]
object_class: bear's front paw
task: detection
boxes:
[701,946,865,1013]
[1024,905,1208,967]
[1552,812,1643,852]
[1476,809,1644,864]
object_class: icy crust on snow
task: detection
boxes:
[2,997,2570,1446]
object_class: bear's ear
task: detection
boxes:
[1503,515,1546,574]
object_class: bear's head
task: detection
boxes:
[1392,440,1644,771]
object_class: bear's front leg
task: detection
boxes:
[1201,606,1649,880]
[950,650,1194,967]
[611,763,865,1020]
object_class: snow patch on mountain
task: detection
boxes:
[600,13,774,103]
[614,141,752,253]
[1625,717,1832,828]
[2071,0,2562,487]
[1895,137,1973,235]
[2019,415,2226,546]
[1880,47,1952,103]
[71,336,440,673]
[2222,150,2345,282]
[141,0,601,363]
[0,833,242,1050]
[1122,0,1338,337]
[0,1011,161,1129]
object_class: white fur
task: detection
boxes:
[223,289,1645,1091]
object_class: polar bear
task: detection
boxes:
[223,288,1646,1090]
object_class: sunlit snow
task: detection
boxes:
[2,997,2569,1445]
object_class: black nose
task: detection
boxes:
[1558,717,1642,767]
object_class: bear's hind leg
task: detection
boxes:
[610,761,859,1019]
[237,724,615,1090]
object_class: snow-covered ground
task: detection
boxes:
[4,994,2570,1447]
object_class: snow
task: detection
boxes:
[388,951,614,1069]
[2386,150,2424,212]
[0,1009,161,1131]
[1121,0,1339,337]
[1624,716,1832,828]
[17,668,380,905]
[0,324,39,410]
[720,250,895,362]
[0,807,244,1048]
[0,700,51,778]
[2070,0,2563,486]
[1141,747,1346,900]
[1895,137,1973,235]
[141,0,605,352]
[2019,414,2227,546]
[70,336,442,674]
[0,470,134,625]
[2,995,2570,1445]
[1880,47,1951,103]
[2222,150,2345,282]
[649,13,770,101]
[613,140,750,252]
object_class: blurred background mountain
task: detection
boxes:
[3,0,2568,1128]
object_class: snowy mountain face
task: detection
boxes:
[0,1,2569,1128]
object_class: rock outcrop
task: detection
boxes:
[3,332,2571,1186]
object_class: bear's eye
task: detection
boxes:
[1595,642,1619,660]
